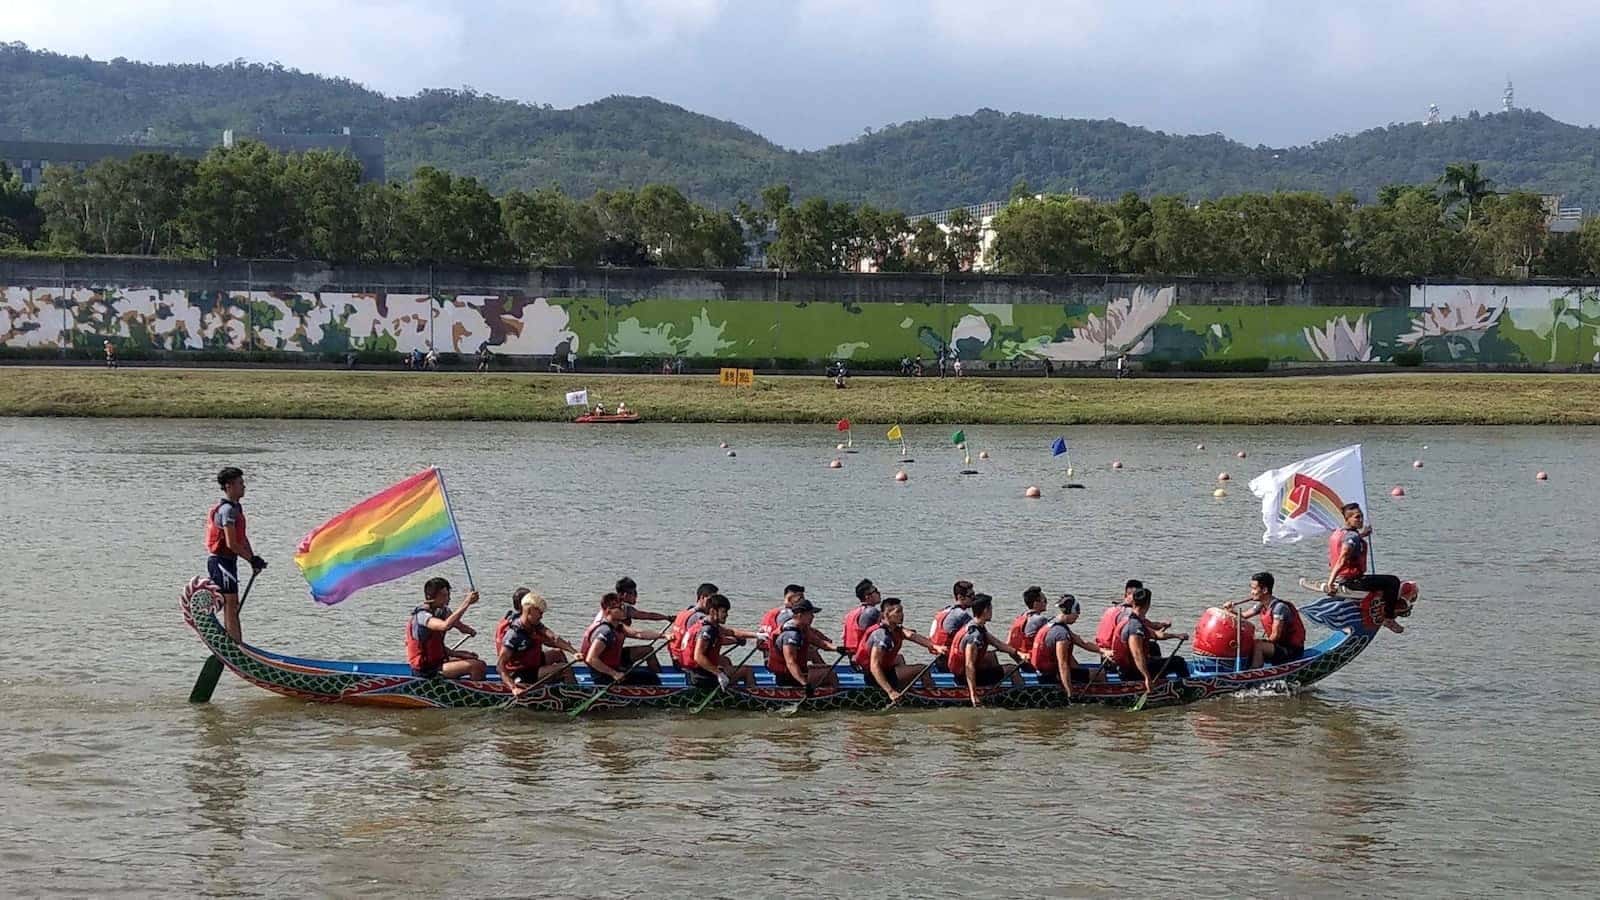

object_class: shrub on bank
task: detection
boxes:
[1392,350,1424,367]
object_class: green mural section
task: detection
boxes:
[4,283,1598,364]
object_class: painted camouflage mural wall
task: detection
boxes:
[3,282,1597,364]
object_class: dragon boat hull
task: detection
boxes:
[574,413,641,424]
[181,578,1405,714]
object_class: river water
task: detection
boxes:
[2,417,1597,898]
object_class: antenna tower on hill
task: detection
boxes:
[1503,79,1515,112]
[1425,104,1441,126]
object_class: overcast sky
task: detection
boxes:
[9,1,1600,149]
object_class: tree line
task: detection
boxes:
[2,146,1599,280]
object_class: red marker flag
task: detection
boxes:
[836,419,851,432]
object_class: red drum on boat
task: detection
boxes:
[1192,607,1255,660]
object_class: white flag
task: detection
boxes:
[1247,445,1367,545]
[565,389,589,407]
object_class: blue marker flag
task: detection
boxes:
[1051,436,1068,456]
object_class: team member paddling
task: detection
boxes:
[496,586,534,652]
[1224,572,1305,668]
[1031,594,1103,696]
[1006,587,1052,668]
[667,582,720,669]
[685,594,756,690]
[1107,588,1189,693]
[1326,503,1405,633]
[761,584,827,666]
[205,466,267,642]
[840,579,884,659]
[596,578,671,672]
[948,594,1026,705]
[929,580,977,668]
[770,598,841,690]
[499,590,578,693]
[407,577,486,680]
[582,593,665,686]
[857,597,938,701]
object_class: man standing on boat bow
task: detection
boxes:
[206,466,267,643]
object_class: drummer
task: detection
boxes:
[1223,572,1305,668]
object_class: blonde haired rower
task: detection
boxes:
[498,590,579,695]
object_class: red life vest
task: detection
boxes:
[494,611,514,654]
[841,605,876,654]
[760,605,785,639]
[1030,622,1066,674]
[499,620,548,675]
[1260,599,1306,651]
[1094,604,1127,651]
[930,605,957,647]
[205,500,247,557]
[1006,612,1038,655]
[945,622,976,677]
[668,605,700,666]
[405,606,447,672]
[581,621,625,671]
[1328,528,1368,582]
[768,623,809,680]
[1107,612,1153,671]
[853,623,902,671]
[683,619,720,672]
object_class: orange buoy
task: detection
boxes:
[894,470,908,482]
[1235,450,1247,459]
[1217,472,1230,482]
[1024,485,1041,498]
[1536,471,1548,481]
[828,458,842,469]
[1390,486,1405,497]
[719,441,729,449]
[1111,460,1123,469]
[1413,460,1423,468]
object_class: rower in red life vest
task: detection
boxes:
[1222,572,1306,668]
[770,598,841,691]
[497,590,578,694]
[1006,586,1051,670]
[407,577,486,680]
[856,597,939,701]
[582,593,665,686]
[1325,503,1406,634]
[1094,579,1172,662]
[948,594,1026,706]
[667,582,720,669]
[1106,587,1189,693]
[495,586,534,654]
[761,585,828,667]
[685,594,757,690]
[839,578,884,661]
[928,580,977,670]
[205,466,268,642]
[1031,594,1104,698]
[601,576,674,673]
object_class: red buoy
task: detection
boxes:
[1390,486,1405,497]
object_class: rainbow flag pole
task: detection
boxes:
[433,466,475,592]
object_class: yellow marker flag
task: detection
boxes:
[886,425,903,441]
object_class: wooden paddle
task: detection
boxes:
[776,649,850,717]
[689,639,764,715]
[566,627,673,718]
[1131,636,1187,712]
[882,647,944,711]
[188,569,257,704]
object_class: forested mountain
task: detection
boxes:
[5,42,1600,211]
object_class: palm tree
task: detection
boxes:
[1437,162,1495,226]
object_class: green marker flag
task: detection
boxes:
[951,429,966,445]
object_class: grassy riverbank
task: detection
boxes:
[1,367,1597,424]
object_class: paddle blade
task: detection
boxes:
[188,655,225,704]
[1130,691,1150,712]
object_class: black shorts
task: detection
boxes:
[1266,644,1303,665]
[509,669,542,686]
[411,665,442,678]
[593,670,660,686]
[773,671,806,688]
[207,555,239,593]
[879,668,903,692]
[688,671,719,690]
[966,665,1006,687]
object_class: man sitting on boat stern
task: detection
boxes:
[686,594,756,690]
[408,577,486,680]
[1032,594,1104,697]
[947,594,1026,706]
[582,593,664,686]
[605,576,673,674]
[1108,588,1189,693]
[1223,572,1305,668]
[770,598,842,691]
[856,597,939,702]
[498,590,579,693]
[1326,503,1406,634]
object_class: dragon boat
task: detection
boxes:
[574,412,641,424]
[180,577,1415,714]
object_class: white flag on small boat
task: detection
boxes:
[565,389,589,407]
[1248,444,1367,545]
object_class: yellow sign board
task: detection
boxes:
[719,367,755,386]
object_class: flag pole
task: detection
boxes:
[433,466,476,592]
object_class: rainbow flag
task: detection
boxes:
[294,468,464,605]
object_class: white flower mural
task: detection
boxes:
[1034,285,1175,361]
[1304,314,1373,362]
[1399,294,1506,346]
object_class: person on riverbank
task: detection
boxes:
[499,589,577,692]
[1006,586,1051,667]
[839,578,883,660]
[949,594,1026,705]
[603,576,672,673]
[475,341,492,372]
[1326,503,1406,634]
[1224,572,1305,667]
[1032,594,1103,697]
[582,593,664,686]
[1108,588,1189,692]
[857,596,938,700]
[770,598,841,691]
[206,466,266,643]
[929,580,977,671]
[686,594,755,690]
[103,340,118,369]
[409,577,486,680]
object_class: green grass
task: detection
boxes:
[1,367,1598,424]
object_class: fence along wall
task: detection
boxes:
[1,259,1597,365]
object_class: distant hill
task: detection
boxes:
[5,42,1600,211]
